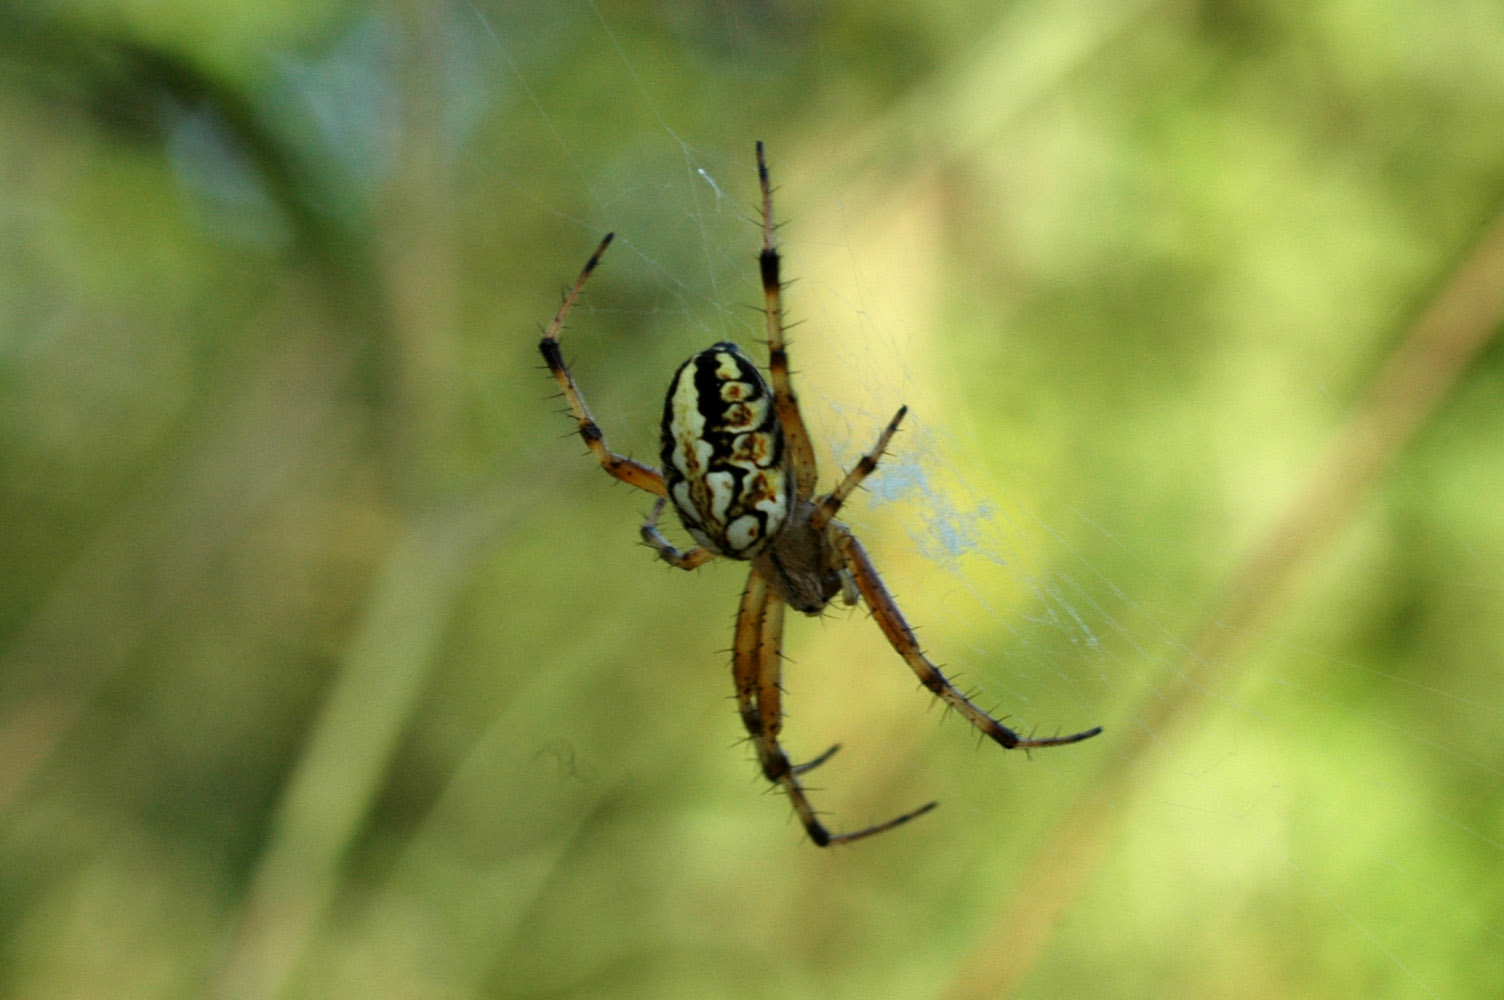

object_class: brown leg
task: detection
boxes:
[734,567,937,847]
[538,233,668,498]
[837,531,1103,750]
[641,499,716,570]
[811,405,908,532]
[755,142,818,497]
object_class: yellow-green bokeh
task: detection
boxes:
[2,1,1502,998]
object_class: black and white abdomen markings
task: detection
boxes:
[660,343,793,558]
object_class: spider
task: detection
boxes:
[539,142,1101,846]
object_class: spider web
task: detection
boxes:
[469,5,1501,999]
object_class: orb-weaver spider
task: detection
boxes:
[539,142,1101,846]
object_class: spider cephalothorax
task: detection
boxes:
[540,142,1101,846]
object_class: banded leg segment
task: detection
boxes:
[539,233,668,498]
[734,567,937,847]
[732,570,773,741]
[641,499,716,570]
[755,141,818,497]
[837,532,1103,750]
[811,405,908,532]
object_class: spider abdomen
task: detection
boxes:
[660,342,792,558]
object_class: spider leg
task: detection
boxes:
[836,531,1104,750]
[755,141,818,498]
[641,499,717,570]
[811,405,908,532]
[538,233,668,498]
[742,580,838,780]
[792,743,841,775]
[732,569,773,741]
[734,567,937,846]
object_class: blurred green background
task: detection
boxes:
[2,0,1502,997]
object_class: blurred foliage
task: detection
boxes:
[2,1,1502,998]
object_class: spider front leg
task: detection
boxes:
[837,532,1103,750]
[538,232,668,498]
[755,141,818,496]
[641,499,716,570]
[735,567,937,847]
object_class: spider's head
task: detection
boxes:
[752,500,849,615]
